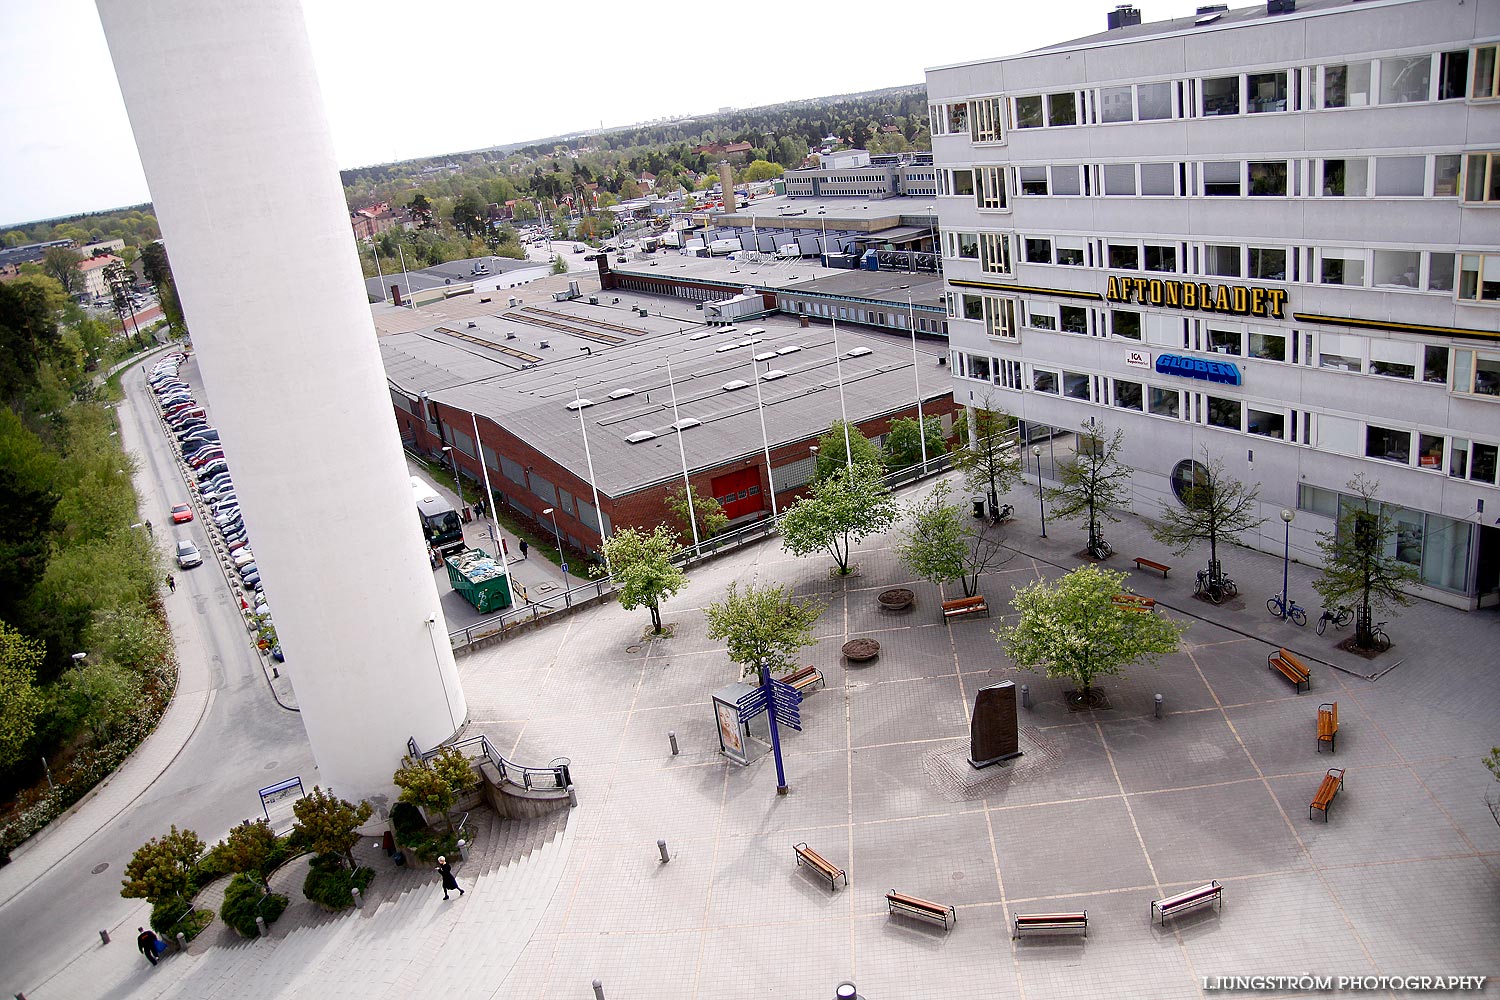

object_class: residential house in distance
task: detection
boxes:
[350,202,407,241]
[76,254,124,300]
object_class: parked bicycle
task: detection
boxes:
[1088,534,1113,560]
[1267,593,1308,627]
[1315,606,1353,635]
[1367,620,1392,652]
[1194,567,1238,605]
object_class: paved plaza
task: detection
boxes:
[19,474,1500,999]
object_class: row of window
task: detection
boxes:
[775,295,948,334]
[1297,484,1470,595]
[930,45,1496,141]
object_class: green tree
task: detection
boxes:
[0,279,66,403]
[139,241,185,334]
[121,825,206,904]
[0,620,45,769]
[813,420,884,481]
[291,786,372,870]
[950,402,1019,518]
[779,462,898,575]
[213,819,278,876]
[666,483,728,541]
[393,755,460,832]
[895,481,1012,598]
[0,408,60,623]
[84,605,170,671]
[41,247,81,296]
[1149,450,1264,590]
[597,524,686,634]
[705,581,823,679]
[1311,474,1417,650]
[997,565,1187,699]
[1045,420,1131,557]
[883,415,945,471]
[55,658,142,744]
[742,159,784,182]
[551,255,569,275]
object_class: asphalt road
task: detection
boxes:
[0,354,314,995]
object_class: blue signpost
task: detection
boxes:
[745,661,801,795]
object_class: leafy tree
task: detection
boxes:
[779,462,898,575]
[0,620,45,770]
[997,565,1187,698]
[139,242,185,334]
[1150,450,1264,587]
[213,819,278,876]
[220,871,287,936]
[0,280,65,403]
[666,483,728,541]
[705,581,823,679]
[431,744,478,800]
[883,415,945,471]
[291,786,372,870]
[451,190,487,238]
[742,159,784,182]
[393,755,458,831]
[1044,420,1131,556]
[895,481,1013,598]
[1311,474,1417,649]
[121,825,206,904]
[41,247,81,295]
[813,419,884,481]
[84,605,170,671]
[408,192,435,227]
[551,255,569,275]
[53,658,142,744]
[0,408,60,622]
[597,525,686,634]
[950,402,1019,518]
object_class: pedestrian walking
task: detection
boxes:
[144,519,154,536]
[518,538,529,560]
[435,855,464,900]
[166,573,176,593]
[137,927,161,967]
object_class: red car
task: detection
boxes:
[170,503,194,524]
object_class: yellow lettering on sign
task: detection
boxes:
[1214,285,1230,311]
[1250,287,1267,316]
[1164,281,1180,308]
[1231,286,1247,314]
[1148,279,1164,306]
[1182,283,1197,308]
[1265,288,1288,319]
[1106,275,1122,302]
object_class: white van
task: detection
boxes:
[776,244,800,259]
[709,239,740,256]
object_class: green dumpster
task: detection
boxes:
[445,547,513,613]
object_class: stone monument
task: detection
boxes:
[969,680,1022,768]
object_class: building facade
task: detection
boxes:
[928,0,1500,607]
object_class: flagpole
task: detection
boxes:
[750,353,778,518]
[575,381,611,573]
[908,294,928,474]
[666,357,701,548]
[832,318,852,467]
[470,411,512,584]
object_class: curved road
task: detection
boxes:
[0,355,314,998]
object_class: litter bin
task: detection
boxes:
[973,498,986,519]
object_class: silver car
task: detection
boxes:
[175,538,202,569]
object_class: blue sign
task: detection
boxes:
[738,688,768,722]
[1154,354,1241,386]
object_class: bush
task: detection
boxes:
[302,853,375,910]
[150,894,192,937]
[389,801,458,864]
[219,872,288,938]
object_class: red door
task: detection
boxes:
[710,467,764,520]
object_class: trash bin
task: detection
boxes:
[973,498,986,519]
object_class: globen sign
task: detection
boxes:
[1105,275,1289,320]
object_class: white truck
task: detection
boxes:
[776,244,801,259]
[709,239,740,256]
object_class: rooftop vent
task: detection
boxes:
[743,327,766,336]
[608,388,636,400]
[1107,4,1142,29]
[714,343,740,353]
[1266,0,1293,12]
[846,347,873,358]
[762,370,789,381]
[688,331,712,341]
[626,430,657,444]
[672,418,701,431]
[721,380,750,392]
[566,398,595,411]
[775,345,803,356]
[1194,3,1226,22]
[755,351,777,362]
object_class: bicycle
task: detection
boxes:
[1367,620,1392,652]
[1266,593,1308,627]
[1088,534,1113,560]
[1194,568,1238,605]
[1315,606,1352,636]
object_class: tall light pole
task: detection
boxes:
[749,354,778,519]
[665,357,700,548]
[543,506,570,596]
[1279,508,1294,618]
[906,293,927,474]
[1031,445,1047,538]
[440,445,463,511]
[831,319,852,467]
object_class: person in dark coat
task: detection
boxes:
[435,855,464,900]
[518,538,529,560]
[137,927,160,966]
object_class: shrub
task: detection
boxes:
[150,894,192,937]
[389,801,458,864]
[301,853,375,910]
[219,872,288,938]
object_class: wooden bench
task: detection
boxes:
[1268,647,1311,693]
[793,842,847,890]
[886,890,956,930]
[1316,702,1339,754]
[1310,767,1344,821]
[1132,557,1171,578]
[1151,881,1222,925]
[1111,594,1156,613]
[784,665,824,694]
[1012,911,1087,939]
[941,595,989,620]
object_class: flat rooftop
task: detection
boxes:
[611,252,844,290]
[718,193,935,231]
[784,270,945,311]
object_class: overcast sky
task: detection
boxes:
[1,0,1211,227]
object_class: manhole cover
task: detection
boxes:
[951,871,965,881]
[626,645,642,653]
[538,584,558,594]
[264,761,278,769]
[92,862,109,875]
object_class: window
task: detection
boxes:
[1451,349,1500,397]
[1104,164,1137,196]
[1319,248,1366,287]
[1249,161,1287,196]
[1203,76,1239,116]
[976,167,1007,209]
[1247,71,1288,113]
[1424,345,1448,384]
[971,97,1003,142]
[1475,45,1500,99]
[1144,244,1177,273]
[1204,162,1241,196]
[1207,327,1242,356]
[1205,396,1241,430]
[1322,158,1368,197]
[1249,248,1286,281]
[1370,357,1415,380]
[1109,244,1139,269]
[969,355,992,382]
[1463,152,1500,203]
[1055,243,1085,266]
[1473,442,1499,484]
[944,231,979,259]
[1140,162,1175,195]
[1059,306,1088,334]
[948,102,969,133]
[1380,55,1431,104]
[1138,82,1172,120]
[1033,368,1058,393]
[1014,95,1043,128]
[984,296,1017,340]
[1319,333,1364,372]
[1434,155,1461,197]
[980,233,1011,274]
[1246,407,1285,439]
[1375,156,1425,197]
[996,358,1023,389]
[1428,252,1455,292]
[1024,237,1052,264]
[1019,167,1049,196]
[961,294,984,321]
[1366,425,1412,464]
[1100,86,1133,123]
[929,104,948,135]
[1028,307,1057,330]
[1249,330,1286,361]
[952,170,975,197]
[1149,386,1180,418]
[1062,371,1091,399]
[1113,380,1143,410]
[1047,92,1077,126]
[1323,63,1371,108]
[1438,50,1469,101]
[1418,434,1444,469]
[1112,310,1142,341]
[1205,245,1241,278]
[1050,165,1081,195]
[1372,250,1421,289]
[1458,253,1500,302]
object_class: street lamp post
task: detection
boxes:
[542,506,570,598]
[906,293,927,475]
[1279,508,1294,618]
[1031,445,1047,538]
[441,445,463,512]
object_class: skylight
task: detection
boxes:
[566,398,595,411]
[626,430,657,444]
[672,418,701,431]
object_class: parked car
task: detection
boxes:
[175,538,202,569]
[189,449,224,469]
[169,503,194,524]
[196,460,228,481]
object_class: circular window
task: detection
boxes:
[1170,459,1209,506]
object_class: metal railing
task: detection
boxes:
[410,735,571,793]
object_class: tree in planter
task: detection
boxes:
[211,818,278,877]
[1045,420,1131,557]
[996,565,1186,704]
[705,581,824,680]
[121,825,205,905]
[1150,450,1264,595]
[883,415,946,472]
[302,853,376,911]
[291,786,372,871]
[666,483,728,541]
[895,481,1014,598]
[392,746,476,833]
[950,401,1020,518]
[812,420,884,482]
[1311,474,1417,650]
[220,871,288,936]
[595,525,686,635]
[779,462,898,575]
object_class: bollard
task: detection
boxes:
[657,839,670,864]
[99,929,111,945]
[457,838,469,861]
[836,982,858,1000]
[176,932,187,954]
[592,978,605,1000]
[668,731,679,756]
[351,886,364,909]
[18,992,30,1000]
[1154,693,1164,720]
[567,783,578,807]
[255,915,267,936]
[1020,684,1031,710]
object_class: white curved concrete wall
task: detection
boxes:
[98,0,466,804]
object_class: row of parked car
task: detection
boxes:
[148,354,280,659]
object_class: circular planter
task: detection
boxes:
[878,588,915,611]
[842,638,880,662]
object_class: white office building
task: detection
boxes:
[927,0,1500,608]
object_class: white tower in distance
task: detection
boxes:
[97,0,467,804]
